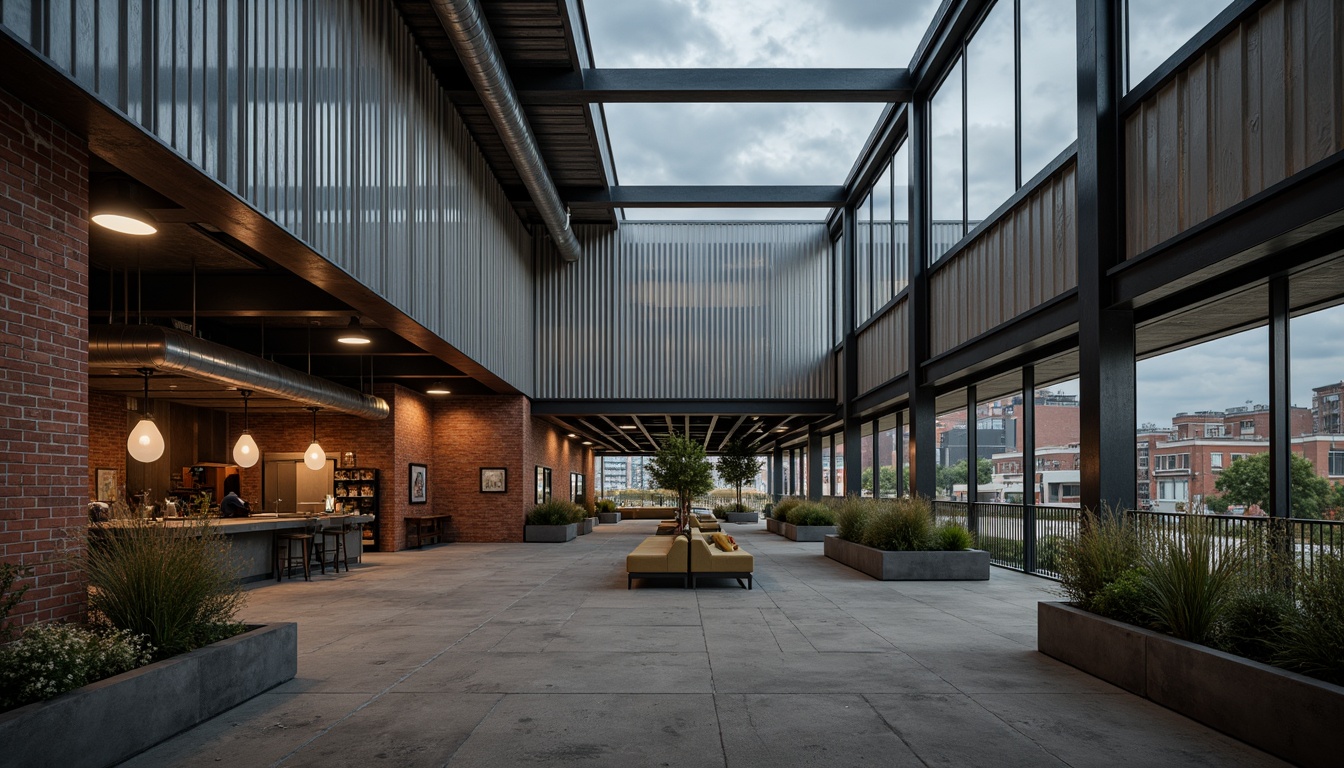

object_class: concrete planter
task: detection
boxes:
[1038,602,1343,768]
[725,512,759,524]
[524,523,577,542]
[780,521,837,542]
[823,535,989,580]
[0,622,296,768]
[584,517,596,533]
[765,518,782,534]
[597,512,621,524]
[575,517,595,535]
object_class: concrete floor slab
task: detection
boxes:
[126,521,1289,766]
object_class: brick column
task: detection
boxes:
[0,88,90,627]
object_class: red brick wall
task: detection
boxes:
[390,385,433,550]
[88,390,127,500]
[431,395,528,542]
[526,412,593,510]
[0,88,89,627]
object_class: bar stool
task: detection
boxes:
[274,532,313,581]
[316,520,349,574]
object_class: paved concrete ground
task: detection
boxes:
[124,521,1285,767]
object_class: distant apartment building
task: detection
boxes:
[600,455,650,492]
[990,445,1081,505]
[1314,382,1343,434]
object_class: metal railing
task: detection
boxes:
[934,500,1081,579]
[1131,510,1344,587]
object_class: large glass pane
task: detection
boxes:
[1034,380,1081,508]
[855,192,872,323]
[936,407,969,500]
[930,58,964,261]
[860,420,876,497]
[1020,0,1077,179]
[892,141,911,294]
[876,414,900,498]
[834,434,846,496]
[965,0,1015,223]
[1125,0,1235,92]
[871,160,894,311]
[1137,326,1268,514]
[1290,300,1344,519]
[822,437,833,496]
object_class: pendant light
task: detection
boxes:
[426,381,451,395]
[303,406,327,471]
[91,178,158,236]
[336,316,371,345]
[232,389,260,468]
[127,368,165,463]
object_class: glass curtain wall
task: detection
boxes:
[936,407,969,500]
[966,0,1015,222]
[1124,0,1236,92]
[1289,297,1344,520]
[930,58,965,261]
[877,413,901,498]
[855,143,910,326]
[834,434,846,496]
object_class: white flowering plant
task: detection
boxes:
[0,622,153,711]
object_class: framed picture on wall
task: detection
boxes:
[409,463,428,504]
[480,467,507,493]
[96,468,117,502]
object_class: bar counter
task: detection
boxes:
[94,514,373,582]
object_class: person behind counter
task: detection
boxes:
[220,491,251,518]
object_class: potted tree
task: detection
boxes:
[716,438,763,524]
[646,433,714,532]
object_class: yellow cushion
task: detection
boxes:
[711,532,738,551]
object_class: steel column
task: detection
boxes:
[1268,277,1291,519]
[843,205,864,498]
[1076,0,1136,513]
[908,90,936,499]
[967,384,979,534]
[1022,366,1037,573]
[808,428,824,501]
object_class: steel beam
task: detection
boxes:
[519,185,847,208]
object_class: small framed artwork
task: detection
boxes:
[409,463,428,504]
[341,451,357,468]
[96,468,117,502]
[480,467,507,493]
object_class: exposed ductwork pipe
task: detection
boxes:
[90,325,390,420]
[431,0,582,262]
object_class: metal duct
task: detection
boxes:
[90,325,390,420]
[431,0,582,263]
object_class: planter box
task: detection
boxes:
[725,512,759,524]
[765,518,781,534]
[0,622,297,768]
[823,535,989,580]
[597,512,621,524]
[524,523,577,542]
[1038,602,1343,768]
[575,517,594,535]
[781,521,837,542]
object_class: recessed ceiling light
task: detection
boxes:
[775,427,787,432]
[426,381,452,395]
[581,441,592,446]
[567,433,577,438]
[336,316,371,345]
[619,424,637,430]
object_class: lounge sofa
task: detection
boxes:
[688,514,721,533]
[626,531,753,589]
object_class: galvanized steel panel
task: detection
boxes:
[3,0,534,392]
[856,296,908,395]
[535,223,833,400]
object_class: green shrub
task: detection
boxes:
[932,521,974,551]
[1036,535,1065,573]
[527,499,578,526]
[1057,506,1141,611]
[1276,551,1344,684]
[1090,568,1149,626]
[86,518,244,659]
[595,499,617,516]
[772,497,805,521]
[0,623,153,711]
[1219,588,1291,665]
[835,497,875,543]
[569,501,588,523]
[862,498,934,552]
[1139,515,1242,644]
[788,502,835,527]
[0,562,32,643]
[713,503,748,519]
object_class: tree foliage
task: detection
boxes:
[647,433,714,525]
[1213,452,1332,519]
[861,466,901,495]
[716,439,763,507]
[936,458,994,494]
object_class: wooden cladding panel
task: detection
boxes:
[856,297,908,395]
[929,160,1078,357]
[1125,0,1344,259]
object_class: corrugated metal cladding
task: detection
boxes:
[856,296,908,395]
[1125,0,1344,260]
[0,0,534,391]
[535,223,833,400]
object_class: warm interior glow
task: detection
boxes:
[232,432,260,468]
[92,213,157,236]
[336,333,371,345]
[126,418,165,463]
[304,442,327,471]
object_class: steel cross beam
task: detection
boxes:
[514,185,848,209]
[446,68,912,104]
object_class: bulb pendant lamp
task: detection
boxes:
[336,316,371,345]
[232,389,260,468]
[304,406,326,471]
[127,368,165,463]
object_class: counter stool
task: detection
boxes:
[316,522,350,574]
[274,532,313,581]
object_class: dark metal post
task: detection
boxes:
[870,419,879,498]
[908,86,936,500]
[1022,366,1037,573]
[1077,0,1136,514]
[896,412,905,496]
[808,428,824,501]
[843,205,864,498]
[1268,276,1293,581]
[967,384,979,534]
[772,444,784,501]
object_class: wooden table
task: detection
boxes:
[405,514,452,549]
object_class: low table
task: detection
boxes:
[405,514,452,549]
[655,521,679,536]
